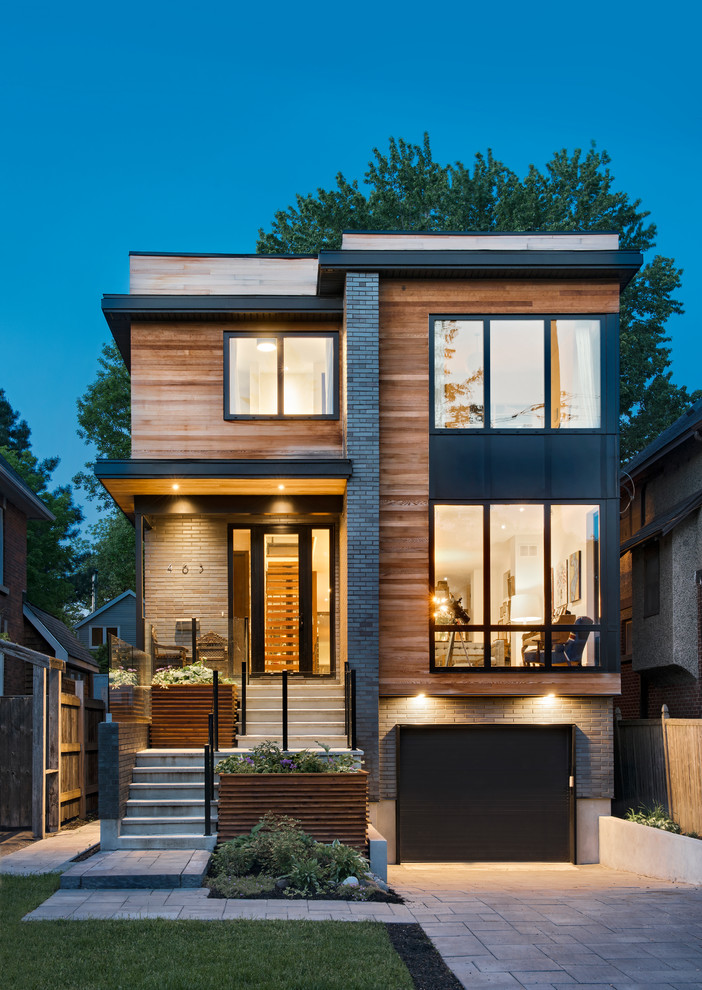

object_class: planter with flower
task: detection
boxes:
[150,660,237,748]
[108,665,143,722]
[216,742,368,850]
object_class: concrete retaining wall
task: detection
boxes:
[599,816,702,884]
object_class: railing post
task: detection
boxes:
[213,670,219,754]
[344,661,349,739]
[191,617,198,665]
[204,743,211,836]
[350,669,357,751]
[240,662,247,736]
[282,670,288,751]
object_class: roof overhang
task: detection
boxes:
[620,489,702,556]
[317,248,643,295]
[102,295,344,369]
[0,458,54,521]
[95,458,352,518]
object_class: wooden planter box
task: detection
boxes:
[109,686,150,723]
[150,685,237,748]
[217,771,368,850]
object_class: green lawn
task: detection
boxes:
[0,875,413,990]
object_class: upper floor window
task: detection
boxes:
[90,626,119,648]
[433,317,601,431]
[224,331,338,419]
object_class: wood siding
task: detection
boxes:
[131,322,343,459]
[378,278,620,696]
[150,685,237,748]
[130,255,318,295]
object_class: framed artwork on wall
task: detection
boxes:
[556,560,568,608]
[569,550,581,602]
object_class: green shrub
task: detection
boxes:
[215,740,358,774]
[312,839,368,882]
[625,804,681,833]
[286,856,325,895]
[207,873,277,898]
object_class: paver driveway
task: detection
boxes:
[388,862,702,990]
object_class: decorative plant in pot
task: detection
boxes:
[150,660,237,748]
[215,741,368,850]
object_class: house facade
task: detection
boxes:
[98,231,641,862]
[75,590,137,652]
[620,398,702,718]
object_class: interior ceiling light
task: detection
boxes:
[256,337,277,352]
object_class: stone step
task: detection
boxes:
[136,750,236,768]
[237,735,349,748]
[60,850,211,889]
[124,800,218,818]
[120,816,217,836]
[243,720,345,733]
[245,700,345,712]
[129,783,217,801]
[132,768,209,784]
[115,834,217,851]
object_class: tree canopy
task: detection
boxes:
[257,135,699,461]
[0,389,84,622]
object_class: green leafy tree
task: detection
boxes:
[0,388,31,454]
[0,444,84,622]
[74,342,135,609]
[258,135,699,460]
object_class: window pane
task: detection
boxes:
[106,627,118,639]
[90,627,103,647]
[434,505,483,629]
[551,320,601,428]
[229,336,278,415]
[490,505,544,626]
[434,630,486,667]
[551,505,600,666]
[312,530,331,675]
[283,337,334,415]
[490,320,544,428]
[434,320,484,428]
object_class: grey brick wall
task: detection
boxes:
[379,695,613,800]
[98,721,149,820]
[344,273,381,799]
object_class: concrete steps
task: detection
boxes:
[239,678,348,748]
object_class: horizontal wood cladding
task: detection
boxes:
[343,232,620,251]
[130,255,318,296]
[381,672,621,697]
[377,279,620,694]
[217,772,368,849]
[150,685,237,748]
[131,322,343,459]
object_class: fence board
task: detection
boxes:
[0,697,33,827]
[613,718,667,816]
[665,720,702,834]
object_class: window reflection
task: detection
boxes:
[490,321,545,428]
[434,320,484,428]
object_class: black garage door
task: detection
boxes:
[397,724,574,862]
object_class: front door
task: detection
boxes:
[230,525,333,676]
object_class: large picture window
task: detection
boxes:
[433,317,601,431]
[224,332,338,419]
[432,502,601,670]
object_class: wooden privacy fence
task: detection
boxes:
[614,707,702,834]
[0,641,104,836]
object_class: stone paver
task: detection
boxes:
[16,856,702,990]
[60,849,210,889]
[0,822,99,874]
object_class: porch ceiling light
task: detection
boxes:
[256,337,277,352]
[172,483,180,490]
[278,484,285,490]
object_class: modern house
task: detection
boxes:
[97,231,642,862]
[620,397,702,718]
[75,590,137,653]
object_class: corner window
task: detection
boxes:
[432,503,601,670]
[224,332,338,419]
[433,317,601,431]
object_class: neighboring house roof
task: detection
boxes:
[620,488,702,556]
[24,601,98,673]
[623,397,702,480]
[74,590,136,628]
[0,452,55,521]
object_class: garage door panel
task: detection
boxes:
[397,725,573,862]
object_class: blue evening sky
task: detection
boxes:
[1,0,699,528]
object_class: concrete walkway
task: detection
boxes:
[13,845,702,989]
[0,822,99,874]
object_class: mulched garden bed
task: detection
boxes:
[384,923,464,990]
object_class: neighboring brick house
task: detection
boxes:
[620,398,702,718]
[97,231,642,862]
[0,451,54,694]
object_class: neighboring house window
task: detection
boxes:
[643,542,660,617]
[90,625,119,648]
[432,502,601,669]
[224,332,338,419]
[621,618,633,656]
[433,317,601,430]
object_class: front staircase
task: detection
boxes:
[112,678,355,850]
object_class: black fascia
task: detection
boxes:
[317,249,643,294]
[101,295,344,370]
[94,458,353,481]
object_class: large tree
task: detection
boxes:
[0,417,84,623]
[258,135,699,461]
[73,342,135,610]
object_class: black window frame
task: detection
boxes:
[223,330,340,421]
[430,499,604,673]
[430,314,605,435]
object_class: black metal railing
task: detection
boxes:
[282,670,288,750]
[204,712,215,836]
[240,662,247,736]
[344,662,357,750]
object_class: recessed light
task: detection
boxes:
[172,483,180,491]
[278,484,285,491]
